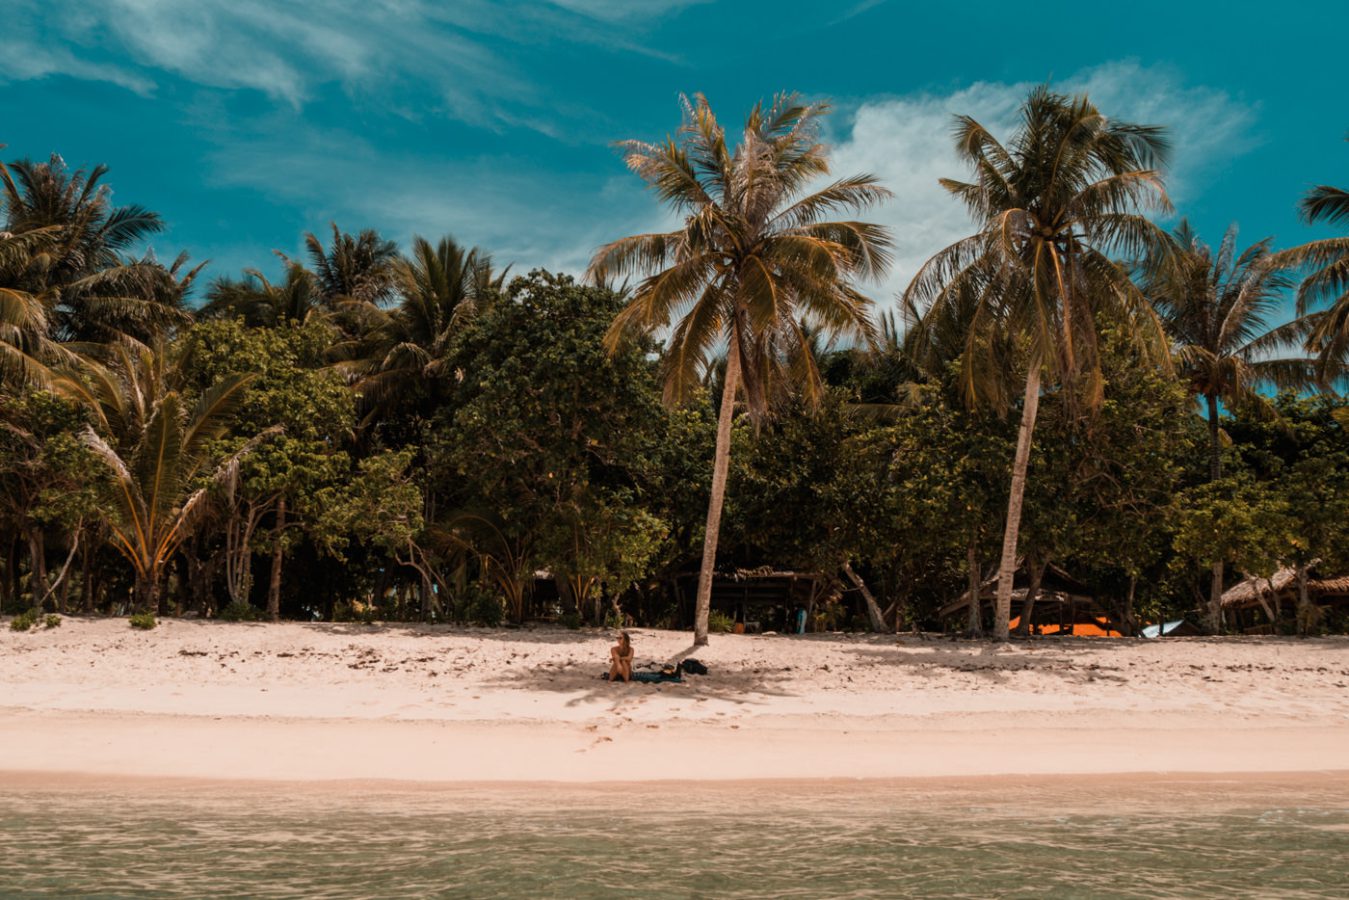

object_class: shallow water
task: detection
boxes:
[2,777,1347,898]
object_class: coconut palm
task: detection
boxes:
[200,264,325,328]
[303,223,399,307]
[905,85,1171,641]
[1,152,191,344]
[51,338,274,612]
[588,92,892,645]
[1145,221,1319,629]
[346,235,506,419]
[1272,149,1349,379]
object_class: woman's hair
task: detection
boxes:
[618,631,631,648]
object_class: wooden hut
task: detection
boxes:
[1221,565,1349,629]
[940,563,1121,636]
[674,568,835,633]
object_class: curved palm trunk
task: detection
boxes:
[993,363,1042,641]
[1204,394,1224,632]
[842,561,886,633]
[693,342,741,647]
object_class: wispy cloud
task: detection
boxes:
[6,0,700,125]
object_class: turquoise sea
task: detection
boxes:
[2,776,1347,898]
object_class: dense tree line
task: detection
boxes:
[3,87,1348,637]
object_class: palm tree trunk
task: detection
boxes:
[993,362,1042,641]
[966,542,983,637]
[1295,564,1313,635]
[268,497,286,623]
[28,528,49,610]
[842,561,886,632]
[693,341,741,647]
[1205,394,1224,632]
[134,570,160,615]
[1014,557,1046,636]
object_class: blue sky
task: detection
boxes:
[3,0,1346,310]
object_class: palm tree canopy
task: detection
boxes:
[588,92,893,418]
[905,85,1173,413]
[1147,220,1319,407]
[1272,144,1349,377]
[344,235,506,418]
[303,223,399,307]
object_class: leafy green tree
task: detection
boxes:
[589,92,892,645]
[0,389,104,611]
[905,85,1171,640]
[431,270,677,623]
[179,319,355,619]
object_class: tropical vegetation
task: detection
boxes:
[2,99,1348,639]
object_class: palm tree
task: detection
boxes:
[346,235,506,419]
[1272,145,1349,379]
[905,86,1171,641]
[1,152,191,344]
[200,264,325,328]
[51,338,274,612]
[588,92,892,645]
[303,223,399,307]
[1145,221,1319,629]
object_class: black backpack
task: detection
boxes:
[681,658,708,675]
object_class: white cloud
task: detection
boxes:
[826,61,1259,306]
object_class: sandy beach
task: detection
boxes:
[2,619,1346,785]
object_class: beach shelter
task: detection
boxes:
[939,562,1122,636]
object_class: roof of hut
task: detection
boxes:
[939,562,1093,618]
[1221,564,1349,608]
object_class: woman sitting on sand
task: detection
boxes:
[608,631,634,683]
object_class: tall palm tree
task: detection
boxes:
[588,92,892,645]
[1273,145,1349,379]
[51,338,273,612]
[1145,221,1319,629]
[905,86,1171,641]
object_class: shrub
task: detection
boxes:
[43,614,61,629]
[559,610,582,630]
[10,609,38,632]
[707,610,735,634]
[218,601,260,622]
[129,612,157,630]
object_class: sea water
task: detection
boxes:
[2,776,1347,898]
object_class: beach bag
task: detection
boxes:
[681,658,708,675]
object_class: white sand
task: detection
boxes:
[2,618,1346,784]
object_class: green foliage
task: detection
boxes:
[128,612,156,630]
[707,610,735,634]
[43,613,61,629]
[218,601,260,622]
[10,609,38,631]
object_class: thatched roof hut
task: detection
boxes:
[1221,565,1349,611]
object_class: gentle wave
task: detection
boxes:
[2,782,1347,898]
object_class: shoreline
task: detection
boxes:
[3,619,1347,788]
[6,767,1349,796]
